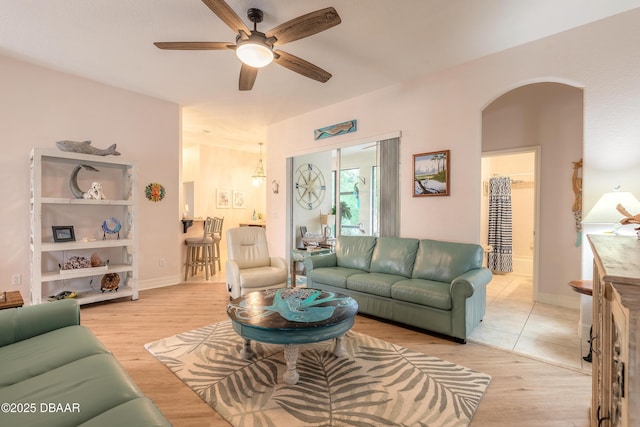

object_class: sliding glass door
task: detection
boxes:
[289,137,398,251]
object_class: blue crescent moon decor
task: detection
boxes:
[102,217,121,240]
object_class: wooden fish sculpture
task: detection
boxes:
[56,140,120,156]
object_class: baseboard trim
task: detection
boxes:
[535,291,579,309]
[139,276,181,291]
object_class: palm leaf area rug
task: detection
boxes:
[145,320,491,427]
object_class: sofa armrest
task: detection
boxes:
[226,259,241,298]
[0,299,80,347]
[270,256,287,270]
[450,268,493,298]
[303,253,337,274]
[450,267,492,342]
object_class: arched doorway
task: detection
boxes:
[473,82,588,370]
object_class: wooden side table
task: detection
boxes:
[568,279,593,296]
[568,280,593,362]
[0,291,24,310]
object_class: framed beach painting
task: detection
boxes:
[216,189,231,208]
[413,150,450,197]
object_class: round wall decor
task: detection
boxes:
[145,182,165,202]
[295,163,326,210]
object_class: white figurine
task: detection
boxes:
[84,182,105,200]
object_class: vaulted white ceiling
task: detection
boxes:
[2,0,639,152]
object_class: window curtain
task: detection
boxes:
[487,176,513,273]
[379,137,400,237]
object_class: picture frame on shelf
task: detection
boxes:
[412,150,450,197]
[216,189,231,209]
[52,226,76,242]
[232,190,245,209]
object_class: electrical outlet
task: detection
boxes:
[158,258,165,267]
[11,274,21,285]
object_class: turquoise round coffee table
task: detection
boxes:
[227,287,358,384]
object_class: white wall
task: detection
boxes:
[266,10,640,304]
[0,54,181,301]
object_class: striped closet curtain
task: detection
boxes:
[487,176,513,273]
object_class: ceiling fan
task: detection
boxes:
[154,0,341,91]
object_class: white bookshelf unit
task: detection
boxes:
[30,148,138,305]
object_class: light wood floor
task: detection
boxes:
[80,281,591,426]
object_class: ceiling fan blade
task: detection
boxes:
[201,0,250,34]
[274,50,332,83]
[154,42,232,50]
[266,7,341,46]
[239,64,258,91]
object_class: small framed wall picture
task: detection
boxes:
[413,150,450,197]
[232,190,246,209]
[216,189,231,209]
[52,226,76,242]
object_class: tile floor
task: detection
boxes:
[468,273,592,372]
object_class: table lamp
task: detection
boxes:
[582,187,640,234]
[321,213,336,238]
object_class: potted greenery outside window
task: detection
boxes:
[332,202,352,221]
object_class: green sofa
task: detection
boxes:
[0,299,171,427]
[304,236,492,342]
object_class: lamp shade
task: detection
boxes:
[320,214,336,225]
[236,41,273,68]
[583,191,640,224]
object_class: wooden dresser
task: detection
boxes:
[588,234,640,426]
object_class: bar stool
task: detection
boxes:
[184,217,215,281]
[211,216,224,272]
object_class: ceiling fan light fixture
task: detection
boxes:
[236,38,274,68]
[153,3,341,90]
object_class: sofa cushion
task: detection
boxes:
[0,353,145,427]
[79,398,171,427]
[0,325,110,387]
[347,273,404,297]
[335,236,377,271]
[239,265,288,289]
[226,227,271,269]
[0,299,79,347]
[392,279,452,310]
[309,267,364,289]
[412,239,483,283]
[370,237,419,277]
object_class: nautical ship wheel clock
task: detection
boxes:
[295,163,326,210]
